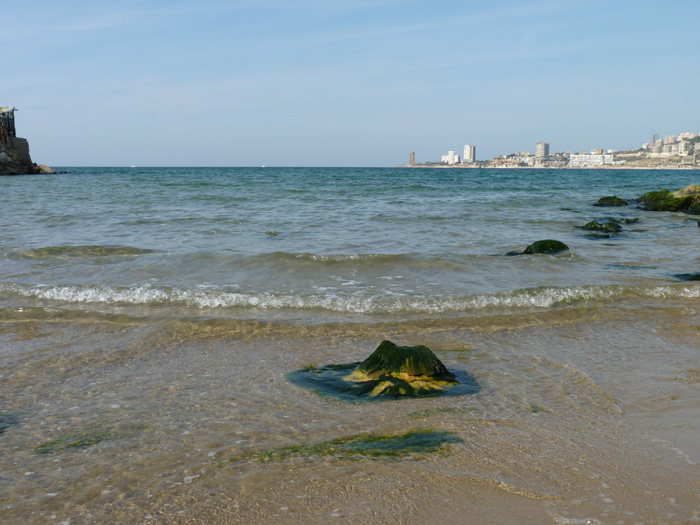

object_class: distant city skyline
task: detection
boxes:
[2,1,700,166]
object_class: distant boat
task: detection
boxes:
[130,165,136,168]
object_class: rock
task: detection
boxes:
[639,189,700,214]
[594,196,628,207]
[674,184,700,198]
[37,164,55,174]
[357,340,456,381]
[522,239,569,255]
[286,340,480,400]
[674,273,700,281]
[611,217,639,224]
[582,221,622,233]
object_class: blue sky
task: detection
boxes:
[2,1,699,166]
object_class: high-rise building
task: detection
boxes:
[463,144,476,163]
[536,142,550,158]
[651,133,659,147]
[409,151,416,166]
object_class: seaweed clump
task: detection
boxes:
[287,340,479,401]
[228,430,462,463]
[34,424,145,455]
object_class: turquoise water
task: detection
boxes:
[1,167,698,318]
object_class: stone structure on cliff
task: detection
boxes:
[0,106,53,175]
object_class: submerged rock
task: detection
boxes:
[674,273,700,282]
[581,221,622,233]
[287,340,479,400]
[638,188,700,214]
[522,239,569,255]
[594,196,628,207]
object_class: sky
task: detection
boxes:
[2,0,700,167]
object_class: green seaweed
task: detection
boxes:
[228,430,462,463]
[34,424,146,455]
[529,405,548,413]
[0,411,20,435]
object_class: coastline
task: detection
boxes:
[397,164,700,170]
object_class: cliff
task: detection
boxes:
[0,106,54,175]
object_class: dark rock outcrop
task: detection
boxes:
[522,239,569,255]
[0,139,35,175]
[582,221,622,233]
[674,273,700,281]
[638,185,700,214]
[594,196,628,207]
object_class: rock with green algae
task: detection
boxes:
[638,185,700,214]
[287,340,479,401]
[581,221,622,233]
[357,340,456,382]
[522,239,569,255]
[594,196,628,207]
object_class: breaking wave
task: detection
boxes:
[1,281,699,314]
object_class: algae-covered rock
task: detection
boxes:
[594,196,628,207]
[582,221,622,233]
[357,340,456,381]
[522,239,569,255]
[639,188,700,214]
[287,340,479,401]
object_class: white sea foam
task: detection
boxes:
[3,281,700,314]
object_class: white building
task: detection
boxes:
[536,142,550,158]
[441,150,460,165]
[568,154,615,168]
[463,144,476,163]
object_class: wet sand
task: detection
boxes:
[2,296,700,524]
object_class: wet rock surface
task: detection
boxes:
[287,340,479,400]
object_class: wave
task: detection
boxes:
[9,245,155,259]
[2,281,699,314]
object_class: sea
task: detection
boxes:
[1,166,699,523]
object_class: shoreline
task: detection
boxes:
[397,164,700,170]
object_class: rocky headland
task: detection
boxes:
[0,107,54,175]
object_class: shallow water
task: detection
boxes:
[1,167,700,523]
